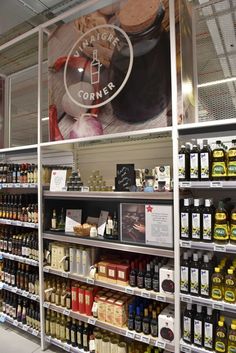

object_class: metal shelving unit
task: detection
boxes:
[43,266,174,304]
[44,302,174,352]
[0,251,38,266]
[0,282,39,302]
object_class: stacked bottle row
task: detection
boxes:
[181,251,236,302]
[180,198,236,243]
[0,260,39,295]
[0,194,38,223]
[45,309,165,353]
[178,139,236,181]
[0,226,38,260]
[0,290,40,329]
[0,163,38,184]
[43,275,172,341]
[182,304,236,353]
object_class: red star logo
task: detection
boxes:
[147,205,153,212]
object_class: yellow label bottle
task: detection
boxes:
[224,269,236,303]
[230,208,236,244]
[228,323,236,353]
[214,201,229,243]
[215,321,227,353]
[228,140,236,179]
[211,267,224,301]
[212,140,227,180]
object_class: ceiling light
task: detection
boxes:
[198,77,236,88]
[42,117,49,121]
[78,68,84,73]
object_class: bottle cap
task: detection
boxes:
[205,199,213,207]
[203,255,209,263]
[187,304,192,310]
[197,305,202,313]
[207,307,212,316]
[184,199,190,206]
[183,252,188,260]
[194,199,200,207]
[228,269,233,275]
[193,253,198,261]
[216,140,222,144]
[218,321,224,327]
[215,267,220,273]
[232,139,236,144]
[232,324,236,330]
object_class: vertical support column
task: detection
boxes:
[4,76,11,148]
[169,0,180,352]
[37,26,46,350]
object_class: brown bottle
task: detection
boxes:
[212,141,227,180]
[213,201,229,244]
[228,139,236,179]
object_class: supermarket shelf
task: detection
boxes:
[44,302,174,352]
[0,313,40,337]
[178,119,236,136]
[0,183,37,189]
[43,232,174,258]
[43,266,174,304]
[179,180,236,189]
[0,251,39,266]
[45,336,85,353]
[44,191,173,201]
[179,240,236,253]
[0,145,38,154]
[0,282,39,302]
[0,218,38,229]
[180,294,236,313]
[180,339,215,353]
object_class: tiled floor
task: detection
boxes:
[0,323,63,353]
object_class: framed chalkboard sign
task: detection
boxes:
[116,164,135,191]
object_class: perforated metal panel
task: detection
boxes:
[195,0,236,122]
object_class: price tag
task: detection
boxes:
[210,181,223,188]
[16,289,22,295]
[15,184,21,188]
[62,272,69,278]
[181,345,191,353]
[16,221,23,227]
[27,223,36,228]
[213,302,224,311]
[44,267,50,273]
[22,291,28,297]
[64,344,71,352]
[13,320,18,327]
[156,294,167,302]
[180,240,191,248]
[88,318,96,325]
[182,295,192,304]
[9,254,15,260]
[125,287,134,295]
[0,315,6,323]
[214,244,226,252]
[32,329,38,336]
[6,220,11,225]
[180,182,192,188]
[12,287,18,293]
[141,291,151,299]
[134,334,142,341]
[0,282,4,290]
[31,295,37,301]
[126,331,135,339]
[141,336,150,344]
[63,309,70,316]
[23,325,28,332]
[44,302,50,309]
[86,278,94,285]
[155,340,166,349]
[30,184,37,188]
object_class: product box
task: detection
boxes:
[107,264,117,284]
[159,264,175,294]
[69,247,77,273]
[97,295,107,322]
[154,165,171,191]
[114,299,126,327]
[105,298,116,324]
[158,305,175,343]
[98,261,109,278]
[116,264,129,286]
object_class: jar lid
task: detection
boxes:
[118,0,161,34]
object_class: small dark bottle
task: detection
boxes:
[129,261,137,287]
[202,199,215,242]
[142,308,150,335]
[204,307,215,351]
[66,317,71,345]
[137,263,144,289]
[152,264,159,292]
[182,303,194,344]
[134,306,142,333]
[128,304,134,331]
[77,321,83,349]
[180,198,193,240]
[71,318,77,347]
[144,263,152,291]
[190,253,200,296]
[150,310,158,338]
[200,142,212,181]
[178,144,190,181]
[194,305,204,347]
[190,144,200,181]
[83,323,89,352]
[180,252,190,294]
[191,198,203,241]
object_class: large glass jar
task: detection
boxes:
[110,6,171,123]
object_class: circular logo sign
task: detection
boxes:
[63,24,133,110]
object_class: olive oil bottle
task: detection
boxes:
[194,305,204,347]
[211,267,224,301]
[200,141,211,180]
[180,198,193,240]
[178,145,190,181]
[227,140,236,179]
[200,254,212,298]
[192,199,203,241]
[204,307,215,351]
[181,252,190,294]
[202,199,215,242]
[212,141,227,180]
[230,206,236,244]
[190,253,200,296]
[214,201,229,243]
[228,323,236,353]
[224,269,236,304]
[190,145,200,180]
[183,303,194,344]
[215,321,227,353]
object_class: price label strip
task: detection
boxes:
[210,181,223,188]
[214,244,226,252]
[180,182,192,188]
[180,241,191,248]
[126,331,135,339]
[141,291,151,299]
[125,287,134,295]
[62,272,69,278]
[63,309,71,316]
[141,336,150,344]
[88,318,96,325]
[86,278,94,285]
[155,340,166,349]
[134,334,142,341]
[213,302,225,311]
[181,295,192,304]
[181,345,191,353]
[156,294,167,302]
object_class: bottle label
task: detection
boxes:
[200,153,210,179]
[83,334,88,347]
[203,213,212,240]
[228,345,236,353]
[231,224,236,240]
[56,324,60,338]
[143,321,150,335]
[204,322,213,349]
[213,150,224,158]
[137,275,144,288]
[190,268,199,294]
[212,162,227,177]
[181,212,189,238]
[229,150,236,157]
[200,269,209,296]
[192,213,201,239]
[71,331,75,343]
[214,224,229,240]
[66,327,70,340]
[224,287,235,303]
[212,287,223,300]
[194,319,202,346]
[183,316,191,342]
[151,323,158,337]
[128,318,134,331]
[129,274,136,287]
[190,153,199,179]
[232,213,236,221]
[135,319,142,332]
[181,266,189,292]
[178,154,186,179]
[77,332,81,345]
[228,163,236,177]
[215,341,226,352]
[153,278,159,292]
[144,277,152,290]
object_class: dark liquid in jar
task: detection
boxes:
[110,28,171,123]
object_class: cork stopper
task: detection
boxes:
[118,0,161,33]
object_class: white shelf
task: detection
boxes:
[0,251,39,266]
[43,266,174,304]
[46,336,86,353]
[0,145,38,154]
[0,183,37,189]
[180,339,215,353]
[0,282,39,302]
[179,240,236,253]
[0,313,40,337]
[0,219,38,229]
[43,232,174,258]
[178,119,236,136]
[44,302,174,352]
[180,293,236,313]
[179,180,236,189]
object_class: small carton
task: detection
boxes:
[159,264,175,294]
[158,305,175,343]
[107,264,117,284]
[116,264,129,286]
[114,300,126,327]
[105,297,116,324]
[97,295,107,322]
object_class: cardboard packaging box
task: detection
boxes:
[159,264,175,294]
[158,305,175,343]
